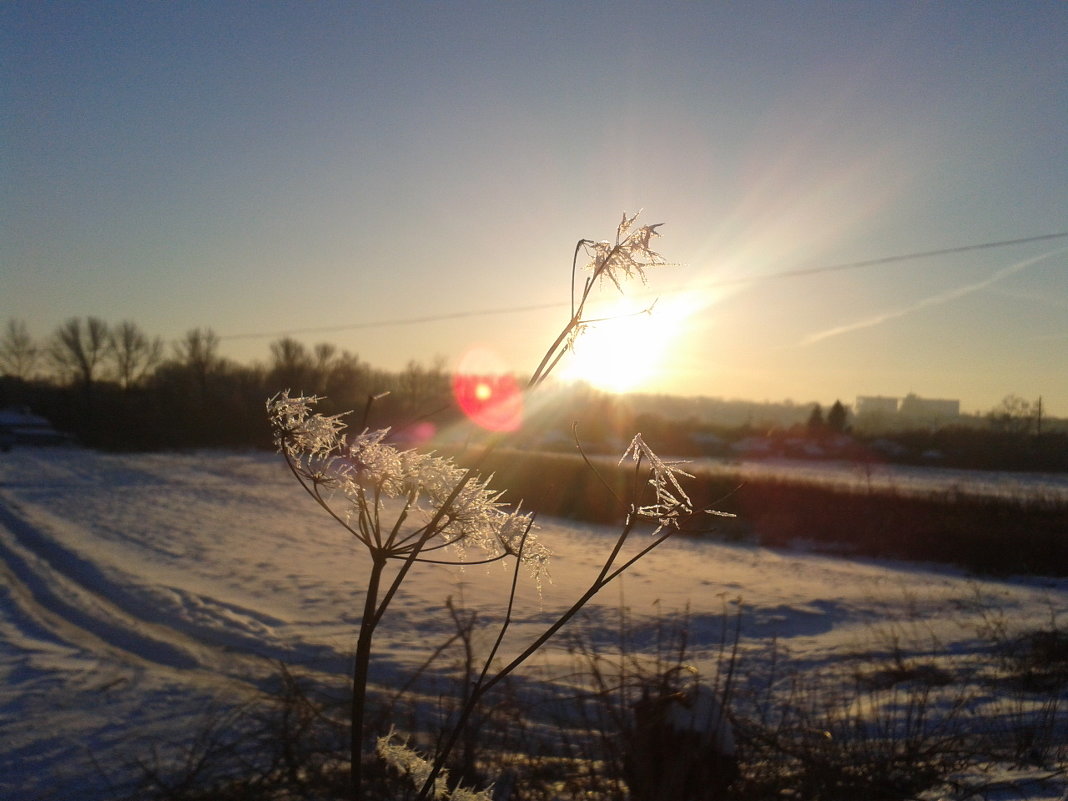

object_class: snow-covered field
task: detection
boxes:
[690,456,1068,501]
[1,447,1065,800]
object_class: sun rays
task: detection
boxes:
[797,247,1068,347]
[559,292,704,394]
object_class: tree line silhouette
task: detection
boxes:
[1,316,1065,471]
[0,317,458,450]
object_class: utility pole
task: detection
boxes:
[1036,395,1043,436]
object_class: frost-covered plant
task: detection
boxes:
[377,729,493,801]
[620,434,697,532]
[530,211,670,388]
[582,211,667,292]
[269,212,719,801]
[269,392,546,575]
[619,434,737,535]
[269,391,545,799]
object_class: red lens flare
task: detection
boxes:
[451,348,523,432]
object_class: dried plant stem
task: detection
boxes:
[269,213,675,801]
[417,517,679,800]
[350,554,385,799]
[528,238,623,390]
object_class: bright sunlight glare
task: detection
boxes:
[560,294,699,394]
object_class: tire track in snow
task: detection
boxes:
[0,496,204,670]
[0,488,348,677]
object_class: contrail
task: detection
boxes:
[798,247,1068,347]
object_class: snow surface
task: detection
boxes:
[0,447,1065,799]
[689,456,1068,501]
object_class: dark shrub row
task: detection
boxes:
[454,448,1068,577]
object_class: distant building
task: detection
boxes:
[855,396,900,417]
[898,393,960,421]
[854,394,960,430]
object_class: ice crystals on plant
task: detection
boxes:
[377,729,493,801]
[619,433,695,531]
[266,392,548,577]
[584,210,669,292]
[267,391,346,458]
[619,434,736,533]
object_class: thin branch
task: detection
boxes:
[283,451,367,545]
[570,238,594,319]
[476,520,536,680]
[418,521,534,799]
[382,490,417,551]
[418,517,676,800]
[529,238,627,389]
[572,422,625,508]
[370,462,485,629]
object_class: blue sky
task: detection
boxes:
[3,2,1066,414]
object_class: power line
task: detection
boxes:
[220,231,1068,341]
[709,231,1068,286]
[221,302,564,341]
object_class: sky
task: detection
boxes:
[3,2,1067,416]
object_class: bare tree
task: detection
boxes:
[0,319,39,380]
[173,328,223,397]
[987,394,1038,434]
[49,317,110,388]
[397,356,449,414]
[109,320,163,391]
[323,349,369,401]
[268,337,314,391]
[313,342,337,382]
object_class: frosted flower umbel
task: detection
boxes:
[267,392,547,574]
[583,210,668,292]
[530,210,674,390]
[619,433,736,534]
[619,434,695,533]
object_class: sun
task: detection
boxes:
[559,294,696,393]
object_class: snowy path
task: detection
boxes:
[1,448,1065,799]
